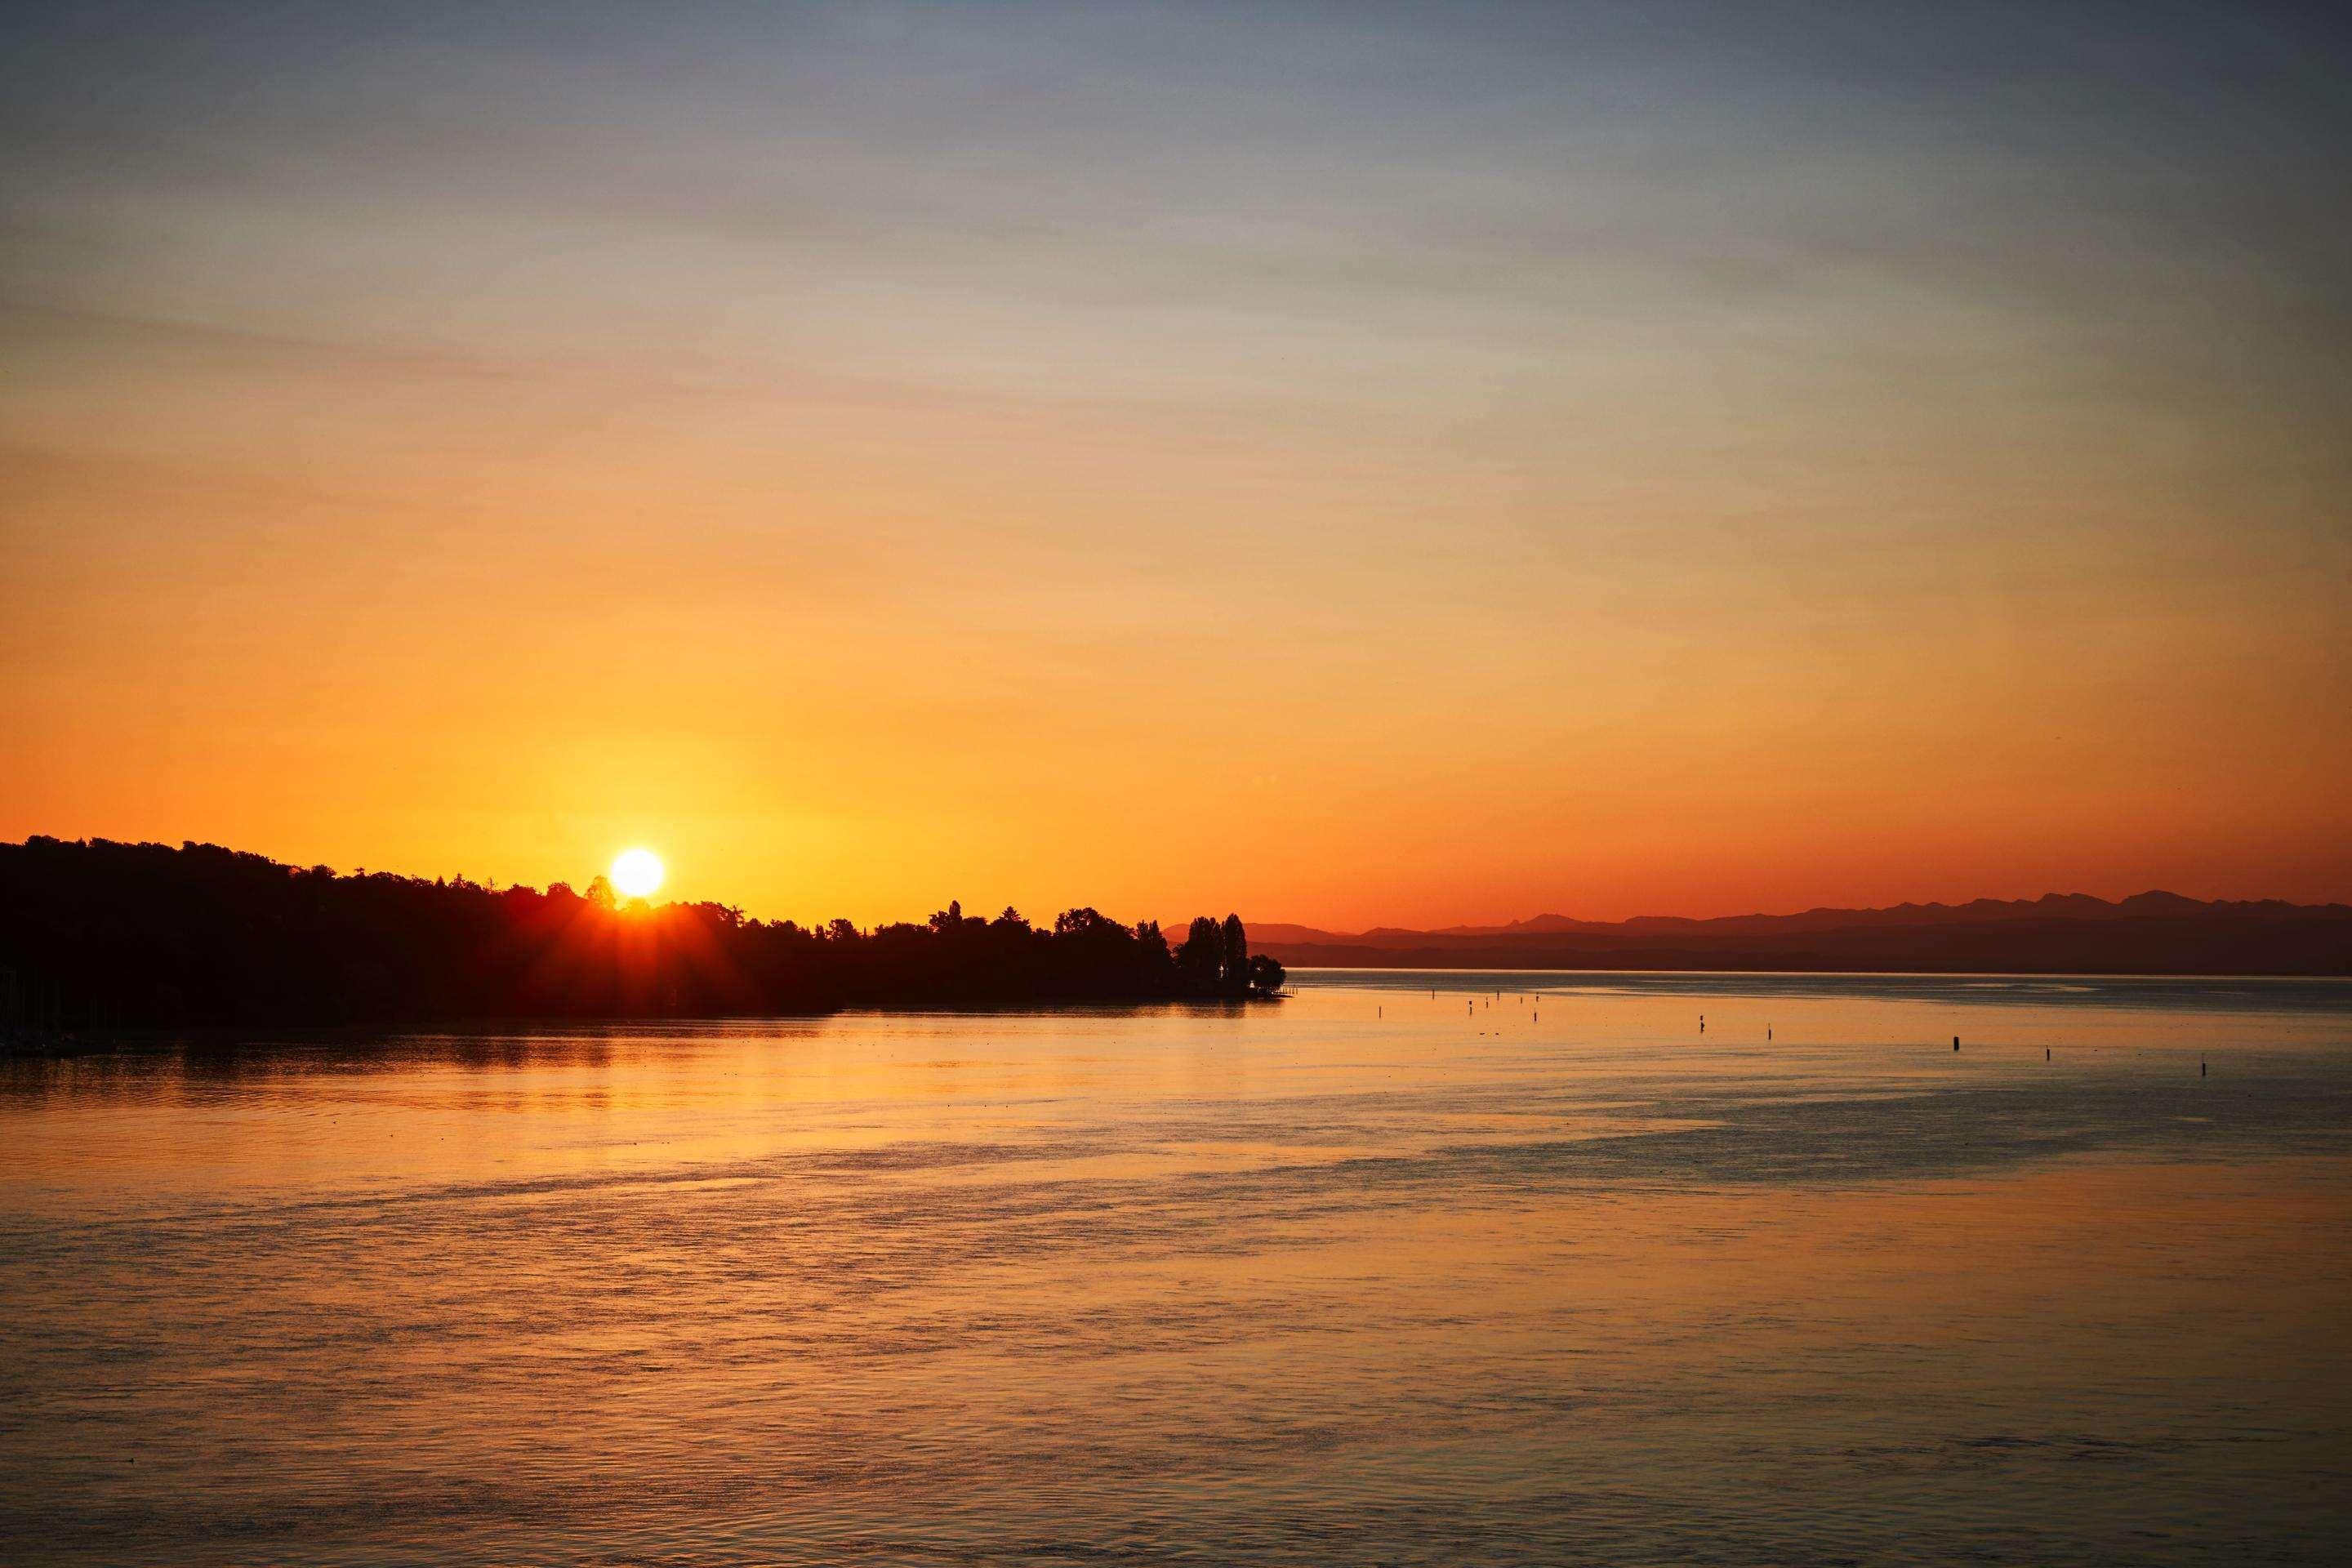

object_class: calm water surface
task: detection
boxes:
[3,972,2349,1565]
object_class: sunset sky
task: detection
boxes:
[4,1,2347,929]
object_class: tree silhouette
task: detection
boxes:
[1248,953,1287,995]
[1178,917,1223,989]
[1134,920,1171,974]
[0,836,1288,1031]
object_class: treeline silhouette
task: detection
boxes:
[0,837,1285,1031]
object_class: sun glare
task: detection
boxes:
[610,848,665,900]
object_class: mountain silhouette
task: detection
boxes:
[1246,893,2350,975]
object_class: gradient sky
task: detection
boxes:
[4,1,2348,928]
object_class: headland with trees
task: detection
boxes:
[0,836,1285,1036]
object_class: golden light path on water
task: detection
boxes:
[2,973,2348,1565]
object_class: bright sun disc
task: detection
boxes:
[610,848,664,899]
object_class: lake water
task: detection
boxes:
[3,971,2348,1565]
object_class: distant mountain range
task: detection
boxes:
[1236,893,2352,976]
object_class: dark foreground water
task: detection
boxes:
[2,972,2348,1565]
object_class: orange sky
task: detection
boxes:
[3,4,2348,928]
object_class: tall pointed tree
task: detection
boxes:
[1178,916,1223,988]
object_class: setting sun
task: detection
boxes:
[610,848,665,901]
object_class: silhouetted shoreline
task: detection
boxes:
[0,838,1285,1034]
